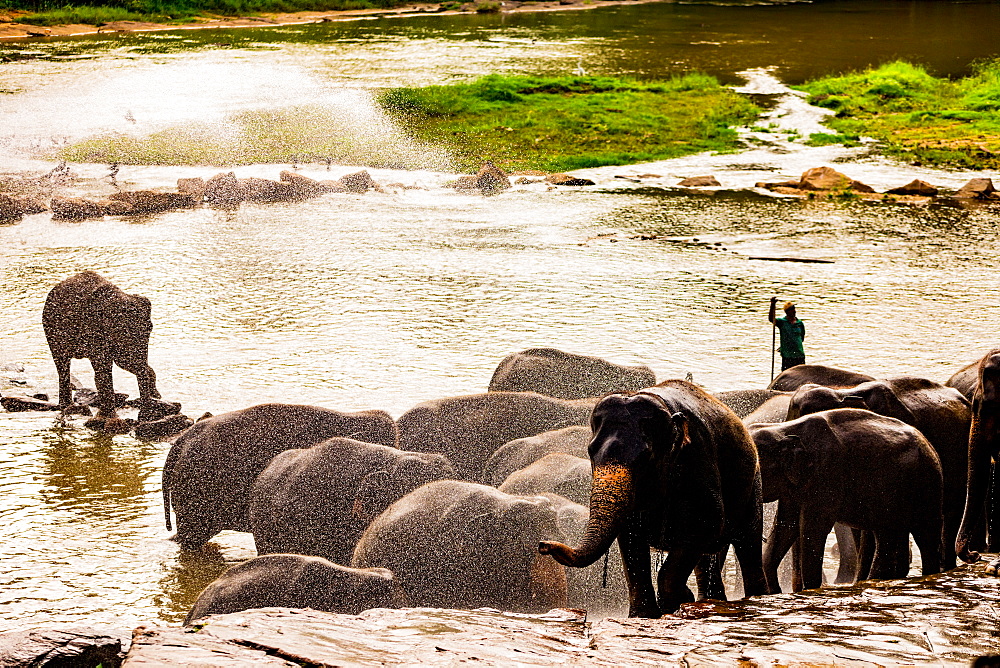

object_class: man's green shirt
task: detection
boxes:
[775,316,805,358]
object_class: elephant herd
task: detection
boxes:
[161,346,1000,624]
[29,273,1000,622]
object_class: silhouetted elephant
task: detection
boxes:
[396,392,595,481]
[957,348,1000,568]
[163,403,397,550]
[250,437,456,564]
[42,271,179,433]
[184,554,405,624]
[488,347,656,400]
[946,358,980,400]
[481,426,590,487]
[750,408,943,592]
[742,393,792,427]
[538,380,769,617]
[767,364,875,392]
[787,376,970,569]
[498,453,592,507]
[352,480,568,613]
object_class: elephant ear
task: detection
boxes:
[670,411,691,451]
[840,395,869,410]
[783,435,815,488]
[353,470,394,522]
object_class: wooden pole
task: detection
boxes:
[770,320,777,383]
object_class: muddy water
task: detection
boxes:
[1,0,1000,660]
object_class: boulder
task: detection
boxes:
[98,199,134,216]
[204,172,248,205]
[108,190,199,214]
[51,197,104,220]
[954,178,998,200]
[678,175,721,187]
[887,179,939,197]
[177,177,207,199]
[317,180,348,193]
[337,170,384,194]
[515,177,542,185]
[239,177,301,203]
[475,162,511,195]
[135,413,195,440]
[0,394,59,412]
[451,175,480,191]
[280,170,332,197]
[0,194,22,222]
[798,166,874,193]
[0,626,126,668]
[545,173,596,187]
[15,196,48,215]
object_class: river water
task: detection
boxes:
[1,0,999,659]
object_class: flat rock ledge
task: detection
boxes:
[122,564,999,666]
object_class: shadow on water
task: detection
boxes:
[155,543,238,623]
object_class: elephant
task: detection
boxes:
[714,388,786,419]
[542,492,628,618]
[498,453,592,507]
[396,391,595,482]
[352,480,568,613]
[957,348,1000,567]
[538,379,769,618]
[488,347,656,400]
[786,376,971,569]
[184,554,405,624]
[162,403,397,550]
[767,364,875,392]
[946,358,980,400]
[481,426,590,487]
[249,437,456,565]
[749,408,943,592]
[42,271,180,433]
[741,393,792,427]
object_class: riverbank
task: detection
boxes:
[0,0,659,40]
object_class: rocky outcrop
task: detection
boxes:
[336,169,384,194]
[678,175,721,187]
[757,166,874,194]
[545,173,596,186]
[177,177,207,199]
[0,194,21,222]
[887,179,939,197]
[51,196,105,220]
[239,177,302,203]
[0,394,59,412]
[0,626,127,667]
[954,177,998,200]
[134,413,195,440]
[279,170,333,197]
[108,190,199,214]
[203,172,247,206]
[475,162,511,195]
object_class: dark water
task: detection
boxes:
[0,0,999,660]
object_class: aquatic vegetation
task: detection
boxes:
[375,74,761,173]
[800,59,1000,170]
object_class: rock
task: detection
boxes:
[515,177,542,185]
[135,413,194,440]
[678,175,721,187]
[545,173,596,187]
[451,175,480,191]
[511,170,548,176]
[474,162,511,195]
[0,194,22,222]
[204,172,248,205]
[0,394,59,411]
[279,170,332,197]
[51,197,104,220]
[317,180,348,193]
[954,178,998,200]
[108,190,198,215]
[177,177,207,199]
[84,415,137,435]
[16,196,48,215]
[887,179,939,197]
[336,170,384,194]
[0,626,127,668]
[238,177,301,203]
[798,166,873,193]
[99,199,134,216]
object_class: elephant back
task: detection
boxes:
[481,425,591,487]
[488,347,656,400]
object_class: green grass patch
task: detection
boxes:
[374,73,760,173]
[799,59,1000,170]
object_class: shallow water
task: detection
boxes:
[1,0,999,657]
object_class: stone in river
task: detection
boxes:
[545,173,596,186]
[0,626,128,667]
[0,394,59,412]
[887,179,939,197]
[134,413,195,440]
[954,177,998,199]
[678,175,721,187]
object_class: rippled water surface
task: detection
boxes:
[1,0,999,658]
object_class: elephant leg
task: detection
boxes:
[912,523,943,576]
[856,530,876,580]
[832,523,859,584]
[694,548,727,601]
[732,533,769,598]
[763,500,799,594]
[617,524,659,618]
[92,356,119,418]
[655,547,701,614]
[797,512,833,591]
[870,531,909,579]
[989,458,1000,552]
[54,354,73,408]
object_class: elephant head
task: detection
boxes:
[352,452,456,522]
[750,427,815,502]
[538,392,686,568]
[785,383,868,421]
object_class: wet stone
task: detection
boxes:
[0,626,128,668]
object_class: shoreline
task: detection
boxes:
[0,0,661,41]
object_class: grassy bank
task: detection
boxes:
[2,0,405,26]
[800,59,1000,170]
[374,74,760,173]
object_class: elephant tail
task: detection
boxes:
[162,441,180,531]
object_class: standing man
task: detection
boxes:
[769,296,805,371]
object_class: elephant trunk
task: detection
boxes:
[539,464,635,568]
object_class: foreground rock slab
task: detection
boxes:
[0,626,127,667]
